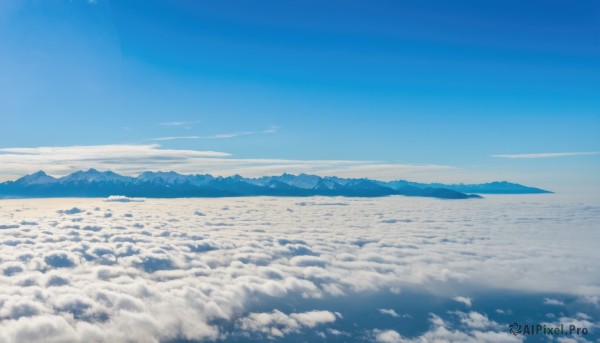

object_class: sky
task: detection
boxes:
[0,0,598,193]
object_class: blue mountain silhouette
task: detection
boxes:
[0,169,551,199]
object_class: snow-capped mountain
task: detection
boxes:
[275,173,322,189]
[0,169,550,199]
[59,169,133,184]
[247,174,355,190]
[135,171,190,185]
[13,171,56,185]
[313,179,343,190]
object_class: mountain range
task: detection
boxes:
[0,169,551,200]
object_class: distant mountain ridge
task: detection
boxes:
[0,169,551,200]
[380,180,552,194]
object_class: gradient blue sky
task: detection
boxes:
[0,0,598,192]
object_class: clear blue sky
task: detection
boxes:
[0,0,598,192]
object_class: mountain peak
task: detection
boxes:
[0,169,551,199]
[15,170,56,185]
[59,169,130,183]
[136,171,188,184]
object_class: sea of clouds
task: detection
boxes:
[0,195,598,342]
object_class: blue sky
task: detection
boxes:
[0,0,598,192]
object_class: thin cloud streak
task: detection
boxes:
[157,120,201,127]
[492,152,600,159]
[0,144,455,182]
[150,127,277,141]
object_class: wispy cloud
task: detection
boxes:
[158,120,201,127]
[452,296,472,307]
[0,144,454,182]
[150,127,277,141]
[543,298,565,306]
[492,152,600,159]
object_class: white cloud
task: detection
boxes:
[237,310,337,338]
[104,196,144,203]
[492,152,600,159]
[373,329,403,343]
[150,127,277,141]
[0,195,597,341]
[543,298,565,306]
[373,314,523,343]
[0,144,455,182]
[157,120,201,127]
[0,144,229,180]
[543,312,597,341]
[378,308,400,317]
[455,311,498,330]
[0,144,229,159]
[453,296,472,307]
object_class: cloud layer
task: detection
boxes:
[0,144,455,182]
[0,195,598,342]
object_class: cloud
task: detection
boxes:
[104,196,144,203]
[542,313,597,341]
[492,152,600,159]
[0,144,229,159]
[0,144,456,182]
[378,309,400,317]
[157,120,201,127]
[372,314,523,343]
[373,329,403,343]
[0,195,596,341]
[543,298,565,306]
[150,127,277,141]
[455,311,498,330]
[452,296,472,307]
[237,310,337,338]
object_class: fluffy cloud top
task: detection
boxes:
[237,310,338,338]
[0,195,597,342]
